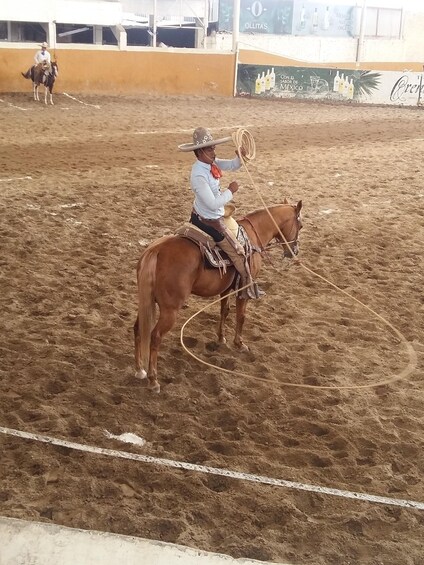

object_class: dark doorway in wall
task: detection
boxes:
[102,27,118,46]
[56,23,94,44]
[0,21,7,40]
[9,22,46,43]
[126,27,150,46]
[157,26,195,48]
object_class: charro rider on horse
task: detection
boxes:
[22,41,51,79]
[178,127,264,300]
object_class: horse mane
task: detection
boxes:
[243,203,292,222]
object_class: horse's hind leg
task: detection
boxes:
[148,307,179,393]
[234,298,249,352]
[133,315,147,380]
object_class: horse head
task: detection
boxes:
[273,200,303,258]
[240,201,303,261]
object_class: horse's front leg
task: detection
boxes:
[148,307,179,393]
[217,292,231,344]
[33,84,38,101]
[46,87,54,105]
[234,297,249,352]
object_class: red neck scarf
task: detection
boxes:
[210,163,222,179]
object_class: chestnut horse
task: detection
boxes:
[134,201,303,393]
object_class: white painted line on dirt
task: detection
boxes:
[1,426,423,511]
[0,176,33,183]
[60,202,84,209]
[0,98,29,111]
[62,93,100,109]
[134,125,253,135]
[395,138,424,143]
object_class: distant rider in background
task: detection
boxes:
[22,42,51,79]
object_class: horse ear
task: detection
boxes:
[296,200,302,213]
[283,197,288,204]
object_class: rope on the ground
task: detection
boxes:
[179,127,418,391]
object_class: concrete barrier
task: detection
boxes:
[0,516,293,565]
[0,45,236,96]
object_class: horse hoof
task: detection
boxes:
[236,343,249,352]
[148,382,161,394]
[135,369,147,380]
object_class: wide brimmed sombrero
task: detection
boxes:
[40,42,48,48]
[178,127,232,152]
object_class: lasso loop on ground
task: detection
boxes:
[180,128,418,390]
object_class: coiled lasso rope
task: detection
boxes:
[231,128,256,162]
[179,127,417,391]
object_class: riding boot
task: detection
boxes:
[21,69,31,79]
[217,238,262,300]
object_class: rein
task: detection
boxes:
[240,212,300,266]
[240,216,265,251]
[240,215,274,265]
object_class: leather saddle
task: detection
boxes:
[175,222,252,271]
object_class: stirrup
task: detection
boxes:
[254,284,266,298]
[238,283,266,300]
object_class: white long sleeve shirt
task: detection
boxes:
[191,156,242,219]
[34,50,51,65]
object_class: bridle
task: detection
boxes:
[272,209,302,256]
[242,206,302,263]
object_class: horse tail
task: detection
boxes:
[136,246,159,371]
[135,236,173,374]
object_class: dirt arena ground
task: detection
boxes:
[0,91,423,565]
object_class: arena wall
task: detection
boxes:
[0,47,236,96]
[1,45,422,98]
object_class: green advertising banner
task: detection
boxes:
[237,64,383,103]
[237,63,424,106]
